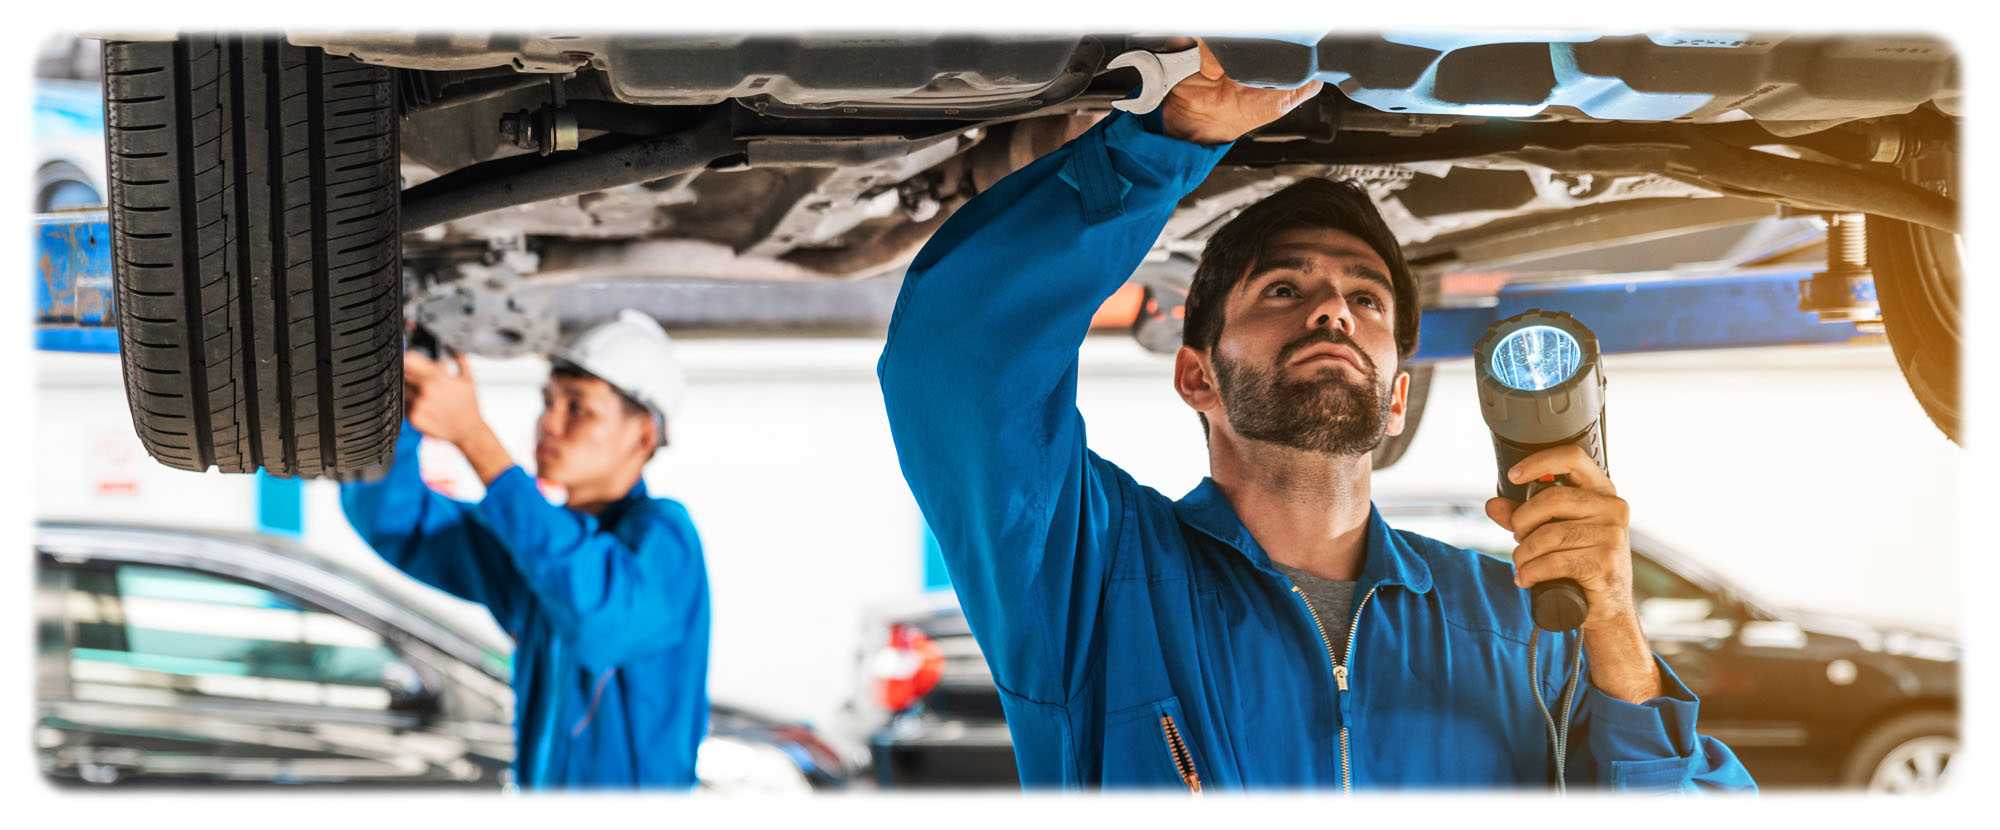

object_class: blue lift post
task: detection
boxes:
[33,210,116,353]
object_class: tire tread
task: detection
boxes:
[106,35,401,477]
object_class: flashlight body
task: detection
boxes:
[1489,417,1607,503]
[1494,424,1605,633]
[1474,309,1608,633]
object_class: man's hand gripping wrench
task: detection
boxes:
[1108,46,1205,115]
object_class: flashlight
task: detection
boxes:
[1473,309,1607,633]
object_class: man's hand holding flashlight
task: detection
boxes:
[1483,444,1663,705]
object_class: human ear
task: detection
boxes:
[633,415,659,459]
[1383,369,1411,436]
[1174,346,1223,415]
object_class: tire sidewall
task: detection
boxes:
[1841,710,1957,792]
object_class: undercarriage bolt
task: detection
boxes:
[1797,213,1880,325]
[500,110,537,151]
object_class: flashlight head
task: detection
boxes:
[1473,309,1605,447]
[1489,325,1583,392]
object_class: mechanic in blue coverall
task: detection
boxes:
[877,42,1755,792]
[342,310,709,790]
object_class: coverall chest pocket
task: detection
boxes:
[1098,695,1203,793]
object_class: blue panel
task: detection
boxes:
[257,472,304,538]
[1411,270,1875,365]
[33,211,113,325]
[36,327,120,353]
[1413,305,1498,364]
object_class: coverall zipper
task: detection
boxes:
[1288,581,1379,793]
[1159,714,1202,794]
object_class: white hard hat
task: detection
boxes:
[548,309,686,447]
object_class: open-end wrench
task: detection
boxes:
[1108,47,1205,115]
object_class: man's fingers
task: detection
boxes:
[1511,520,1622,577]
[1485,497,1520,534]
[405,352,440,383]
[1506,444,1615,496]
[1514,548,1609,591]
[1195,38,1225,80]
[1278,79,1325,112]
[454,352,473,379]
[1507,485,1626,543]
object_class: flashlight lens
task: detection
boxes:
[1491,325,1582,391]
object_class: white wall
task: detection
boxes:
[32,335,1964,737]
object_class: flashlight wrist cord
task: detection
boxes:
[1528,627,1586,794]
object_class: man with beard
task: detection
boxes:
[877,43,1753,792]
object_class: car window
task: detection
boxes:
[1631,554,1723,629]
[65,563,403,710]
[1631,554,1708,603]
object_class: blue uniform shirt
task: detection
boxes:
[877,109,1756,792]
[340,422,710,789]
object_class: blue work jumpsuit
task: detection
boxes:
[341,422,710,789]
[877,109,1756,792]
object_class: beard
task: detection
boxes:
[1214,329,1394,457]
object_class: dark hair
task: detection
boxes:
[1181,178,1420,362]
[548,366,656,426]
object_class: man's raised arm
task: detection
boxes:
[877,48,1320,700]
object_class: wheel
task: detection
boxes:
[104,35,403,477]
[1842,710,1957,793]
[1866,132,1959,445]
[1868,216,1960,445]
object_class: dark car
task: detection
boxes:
[849,500,1958,792]
[34,521,851,791]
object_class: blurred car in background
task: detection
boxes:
[848,499,1959,792]
[34,521,852,791]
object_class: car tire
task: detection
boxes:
[1867,216,1959,445]
[1841,710,1957,792]
[104,35,403,477]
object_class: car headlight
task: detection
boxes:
[694,736,814,796]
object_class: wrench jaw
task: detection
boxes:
[1108,51,1168,114]
[1109,47,1205,115]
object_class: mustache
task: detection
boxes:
[1276,328,1376,375]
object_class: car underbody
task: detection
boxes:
[88,32,1964,476]
[285,32,1957,279]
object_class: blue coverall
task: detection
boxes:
[877,109,1757,792]
[341,421,710,789]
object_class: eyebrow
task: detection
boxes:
[1241,245,1395,297]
